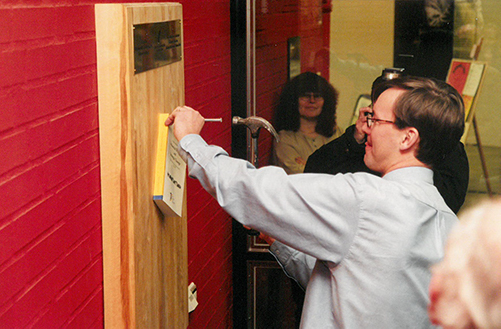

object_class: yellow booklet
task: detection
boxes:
[153,113,186,217]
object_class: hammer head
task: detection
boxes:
[232,116,280,142]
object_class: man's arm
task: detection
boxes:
[259,232,315,289]
[167,107,359,263]
[269,241,316,290]
[179,134,358,262]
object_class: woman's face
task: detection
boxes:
[298,92,324,119]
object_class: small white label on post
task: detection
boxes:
[162,127,186,217]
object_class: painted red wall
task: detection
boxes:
[0,1,232,328]
[182,3,233,327]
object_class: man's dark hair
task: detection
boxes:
[274,72,339,137]
[372,76,465,167]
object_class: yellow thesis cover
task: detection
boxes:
[153,113,186,217]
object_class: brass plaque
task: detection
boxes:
[134,20,182,74]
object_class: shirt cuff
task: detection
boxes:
[269,240,294,265]
[179,134,207,153]
[178,134,211,164]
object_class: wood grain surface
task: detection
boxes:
[96,3,188,328]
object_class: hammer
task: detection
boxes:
[232,116,279,167]
[232,116,280,236]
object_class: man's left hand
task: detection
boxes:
[165,106,205,141]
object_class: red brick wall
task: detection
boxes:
[183,3,233,327]
[0,1,232,328]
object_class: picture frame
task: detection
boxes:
[288,37,301,80]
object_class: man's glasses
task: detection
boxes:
[366,116,395,128]
[299,93,323,101]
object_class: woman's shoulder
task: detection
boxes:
[278,130,301,141]
[325,126,344,142]
[334,125,344,136]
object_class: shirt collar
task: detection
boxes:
[383,167,434,184]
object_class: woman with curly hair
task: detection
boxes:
[273,71,342,174]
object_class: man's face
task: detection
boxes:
[362,88,406,175]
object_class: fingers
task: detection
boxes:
[354,107,371,143]
[295,157,306,165]
[165,106,196,126]
[165,114,174,126]
[359,106,372,117]
[164,106,206,141]
[356,107,372,125]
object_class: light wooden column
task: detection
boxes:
[95,3,188,328]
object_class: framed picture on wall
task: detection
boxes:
[446,59,486,122]
[288,37,301,80]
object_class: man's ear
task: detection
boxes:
[400,127,420,151]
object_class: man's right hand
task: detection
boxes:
[354,107,372,144]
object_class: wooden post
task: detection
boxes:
[95,3,188,328]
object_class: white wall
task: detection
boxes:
[329,0,394,130]
[329,0,501,147]
[461,0,501,146]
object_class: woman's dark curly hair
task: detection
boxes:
[273,72,339,137]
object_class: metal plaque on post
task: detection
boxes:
[134,20,182,74]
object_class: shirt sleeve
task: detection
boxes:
[179,134,360,263]
[269,241,316,290]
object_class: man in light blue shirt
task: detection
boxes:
[166,76,465,328]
